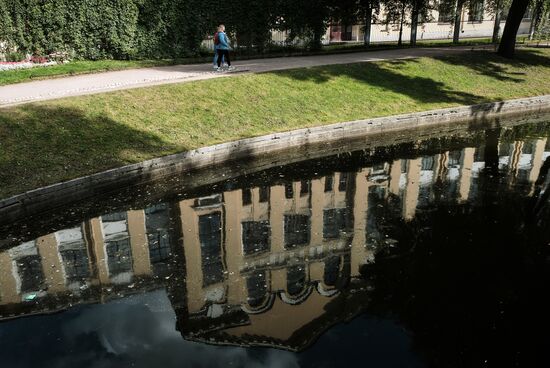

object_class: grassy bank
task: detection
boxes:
[1,48,550,198]
[0,38,497,86]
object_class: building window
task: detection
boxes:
[145,203,172,264]
[474,147,485,162]
[194,194,222,207]
[448,150,463,166]
[367,186,386,245]
[285,183,294,199]
[284,214,310,248]
[325,175,334,192]
[60,248,90,281]
[242,189,252,206]
[468,0,484,22]
[199,213,224,286]
[247,270,268,308]
[421,156,435,171]
[57,227,90,282]
[324,256,341,287]
[401,160,409,173]
[287,265,306,296]
[300,180,310,196]
[242,221,270,255]
[338,173,348,192]
[323,208,349,239]
[101,212,127,222]
[259,186,270,203]
[17,255,45,293]
[106,238,133,276]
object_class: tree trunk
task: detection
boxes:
[364,5,373,46]
[492,0,502,44]
[398,4,405,46]
[410,3,419,46]
[498,0,531,58]
[453,0,463,44]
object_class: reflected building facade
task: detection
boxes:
[0,134,548,350]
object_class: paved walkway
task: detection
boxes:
[0,46,489,107]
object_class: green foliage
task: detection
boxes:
[532,0,550,39]
[0,0,140,59]
[6,51,25,61]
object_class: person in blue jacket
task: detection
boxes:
[216,24,233,71]
[212,26,226,69]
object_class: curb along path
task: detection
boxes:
[0,46,485,107]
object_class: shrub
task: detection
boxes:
[6,51,26,62]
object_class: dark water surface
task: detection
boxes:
[1,116,550,367]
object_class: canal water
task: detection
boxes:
[1,116,550,367]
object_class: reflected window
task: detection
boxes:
[323,208,349,239]
[242,221,270,255]
[195,194,222,207]
[287,265,306,296]
[246,271,268,308]
[199,212,224,286]
[106,238,132,275]
[325,175,334,192]
[300,180,310,196]
[101,212,127,222]
[284,214,310,248]
[324,256,341,287]
[146,203,172,264]
[498,143,511,157]
[338,173,348,192]
[242,189,252,206]
[372,163,386,173]
[522,141,535,154]
[474,147,485,162]
[448,151,462,167]
[56,227,90,282]
[401,160,409,173]
[421,156,435,171]
[285,183,294,199]
[61,249,90,281]
[17,255,45,293]
[259,186,270,203]
[102,213,132,276]
[367,186,386,245]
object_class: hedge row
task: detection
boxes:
[0,0,349,60]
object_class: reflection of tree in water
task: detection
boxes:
[361,132,550,367]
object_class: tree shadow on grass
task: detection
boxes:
[0,105,177,198]
[270,48,550,122]
[272,58,484,107]
[432,48,550,83]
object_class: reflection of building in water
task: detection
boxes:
[0,136,548,350]
[0,206,174,315]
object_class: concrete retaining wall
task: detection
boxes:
[1,95,549,223]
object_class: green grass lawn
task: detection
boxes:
[1,48,550,198]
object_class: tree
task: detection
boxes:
[497,0,531,57]
[529,0,550,39]
[276,0,331,49]
[382,0,410,46]
[485,0,512,43]
[410,0,433,46]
